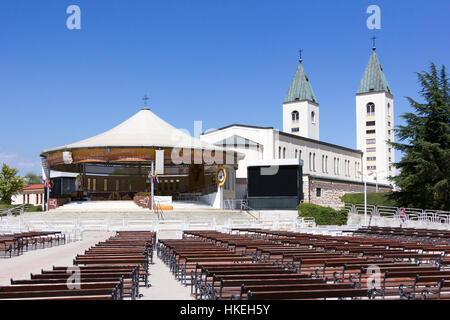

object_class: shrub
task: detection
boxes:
[297,203,348,226]
[24,205,43,212]
[340,192,398,207]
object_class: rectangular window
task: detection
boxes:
[316,188,321,197]
[366,139,376,144]
[366,130,376,134]
[313,153,316,171]
[367,166,377,170]
[388,121,391,126]
[291,128,299,133]
[366,121,376,126]
[367,157,376,161]
[366,147,376,152]
[309,153,312,171]
[104,179,108,192]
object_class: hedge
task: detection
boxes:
[0,204,42,215]
[297,203,348,226]
[340,192,398,207]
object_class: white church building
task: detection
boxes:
[201,46,394,207]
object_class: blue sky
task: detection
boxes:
[0,0,449,176]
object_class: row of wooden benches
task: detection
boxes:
[158,229,450,300]
[347,226,450,242]
[0,230,156,300]
[0,231,66,258]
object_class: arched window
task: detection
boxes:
[366,102,375,116]
[387,103,391,116]
[283,147,286,159]
[278,147,281,159]
[291,111,299,123]
[295,149,298,158]
[311,111,316,123]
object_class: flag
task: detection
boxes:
[45,179,53,190]
[153,174,159,184]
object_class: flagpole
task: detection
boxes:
[151,161,154,211]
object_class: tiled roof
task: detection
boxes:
[24,184,44,190]
[284,61,318,104]
[357,50,391,94]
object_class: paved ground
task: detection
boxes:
[140,256,194,300]
[0,230,195,299]
[0,231,113,286]
[0,201,299,299]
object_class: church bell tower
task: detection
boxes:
[283,51,319,140]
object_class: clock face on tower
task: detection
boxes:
[216,167,227,186]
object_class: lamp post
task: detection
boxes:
[358,171,375,226]
[372,170,386,192]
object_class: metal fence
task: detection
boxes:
[0,215,317,239]
[345,203,450,225]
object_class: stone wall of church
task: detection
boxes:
[302,176,392,209]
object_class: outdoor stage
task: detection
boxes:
[40,108,244,210]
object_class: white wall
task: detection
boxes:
[202,125,363,183]
[11,192,44,206]
[356,91,394,185]
[200,126,274,179]
[277,133,362,182]
[283,101,319,140]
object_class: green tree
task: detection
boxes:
[0,163,26,204]
[24,172,42,185]
[389,63,450,211]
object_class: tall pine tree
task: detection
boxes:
[389,63,449,211]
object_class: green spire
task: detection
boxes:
[284,60,318,104]
[357,49,392,94]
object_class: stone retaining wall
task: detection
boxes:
[302,175,392,208]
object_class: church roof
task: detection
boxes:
[213,134,262,148]
[357,49,392,95]
[284,61,318,104]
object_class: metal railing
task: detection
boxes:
[153,200,165,221]
[345,203,450,225]
[0,204,28,218]
[0,216,317,238]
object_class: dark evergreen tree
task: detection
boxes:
[389,63,449,211]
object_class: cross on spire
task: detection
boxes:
[143,94,150,108]
[299,49,303,63]
[372,36,376,51]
